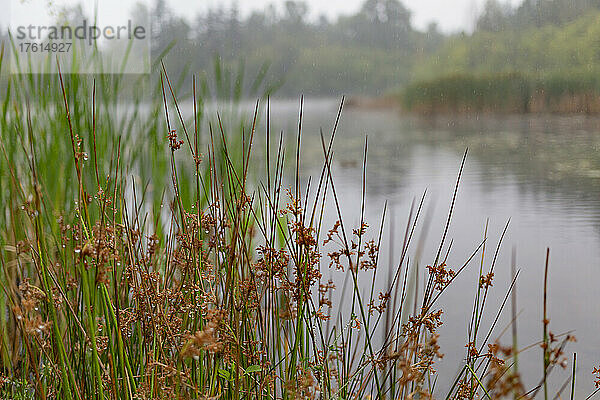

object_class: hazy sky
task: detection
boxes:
[2,0,525,33]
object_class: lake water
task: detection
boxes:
[257,98,600,395]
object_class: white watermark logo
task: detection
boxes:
[15,20,147,46]
[7,0,151,74]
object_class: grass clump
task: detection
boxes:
[0,49,591,399]
[402,73,530,114]
[402,71,600,114]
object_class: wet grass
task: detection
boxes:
[0,43,595,399]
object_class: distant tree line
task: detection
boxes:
[404,0,600,114]
[4,0,597,98]
[477,0,600,31]
[148,0,444,96]
[414,0,600,82]
[148,0,600,96]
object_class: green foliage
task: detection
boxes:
[402,71,600,114]
[403,73,530,113]
[408,5,600,113]
[151,0,442,96]
[417,8,600,82]
[1,0,443,97]
[477,0,600,31]
[0,40,279,399]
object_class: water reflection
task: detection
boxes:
[262,99,600,394]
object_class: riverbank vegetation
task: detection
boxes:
[1,39,598,398]
[402,72,600,114]
[2,0,600,397]
[402,2,600,114]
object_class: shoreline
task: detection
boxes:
[350,73,600,116]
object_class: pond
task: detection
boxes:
[260,98,600,395]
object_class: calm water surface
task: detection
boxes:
[259,98,600,394]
